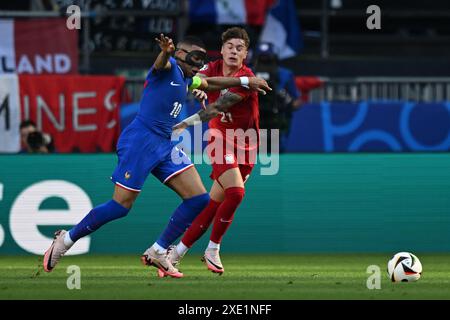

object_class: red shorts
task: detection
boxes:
[206,129,258,183]
[209,147,255,183]
[210,162,254,183]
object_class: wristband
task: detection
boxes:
[239,76,249,86]
[189,76,202,91]
[183,113,202,126]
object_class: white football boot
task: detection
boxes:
[157,245,185,278]
[141,246,183,278]
[201,248,224,274]
[43,230,70,272]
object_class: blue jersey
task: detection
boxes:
[136,57,193,138]
[111,57,194,191]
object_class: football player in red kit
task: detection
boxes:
[170,27,270,274]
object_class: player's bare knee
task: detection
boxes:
[112,188,138,209]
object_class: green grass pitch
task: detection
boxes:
[0,254,449,299]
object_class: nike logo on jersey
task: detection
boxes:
[170,81,181,86]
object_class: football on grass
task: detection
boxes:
[387,252,422,282]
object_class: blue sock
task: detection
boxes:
[156,193,210,249]
[69,200,129,242]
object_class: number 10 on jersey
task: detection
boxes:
[170,102,182,118]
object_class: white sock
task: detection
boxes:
[152,242,167,254]
[176,242,189,256]
[207,240,220,250]
[63,232,74,247]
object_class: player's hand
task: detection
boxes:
[172,121,188,135]
[155,33,175,54]
[248,77,272,95]
[192,89,207,109]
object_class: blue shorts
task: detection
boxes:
[111,119,193,192]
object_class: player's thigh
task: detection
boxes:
[166,166,207,199]
[217,167,244,189]
[112,185,139,209]
[209,180,225,202]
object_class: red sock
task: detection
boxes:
[210,187,245,244]
[181,199,221,247]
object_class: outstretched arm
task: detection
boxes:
[198,91,243,121]
[195,75,272,95]
[173,92,243,133]
[152,34,175,72]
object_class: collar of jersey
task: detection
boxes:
[177,64,185,79]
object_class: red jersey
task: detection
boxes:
[200,59,259,152]
[200,60,259,133]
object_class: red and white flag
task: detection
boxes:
[0,18,78,75]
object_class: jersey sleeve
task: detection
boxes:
[147,57,176,79]
[198,62,212,77]
[168,57,177,68]
[227,85,251,99]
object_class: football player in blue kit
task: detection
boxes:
[43,34,271,278]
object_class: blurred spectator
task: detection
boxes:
[251,42,302,152]
[26,131,49,153]
[19,120,55,153]
[20,120,38,150]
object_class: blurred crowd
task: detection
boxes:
[3,0,315,154]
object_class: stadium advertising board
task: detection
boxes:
[19,75,125,153]
[0,154,449,255]
[0,19,78,75]
[0,74,124,153]
[286,102,450,152]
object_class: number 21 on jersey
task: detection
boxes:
[220,112,233,123]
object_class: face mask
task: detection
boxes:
[176,48,207,68]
